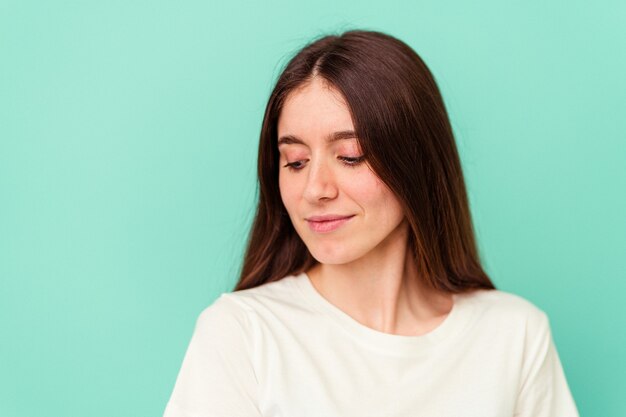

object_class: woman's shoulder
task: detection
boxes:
[197,274,304,324]
[463,288,550,328]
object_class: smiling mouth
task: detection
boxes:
[306,215,355,233]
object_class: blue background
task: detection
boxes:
[1,1,624,415]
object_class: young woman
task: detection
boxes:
[163,29,579,417]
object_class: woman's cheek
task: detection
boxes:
[343,170,382,199]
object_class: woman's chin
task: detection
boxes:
[307,246,363,266]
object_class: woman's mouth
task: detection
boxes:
[306,215,355,233]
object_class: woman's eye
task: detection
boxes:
[339,155,366,167]
[283,155,366,172]
[284,160,306,171]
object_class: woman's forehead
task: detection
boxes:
[278,88,353,139]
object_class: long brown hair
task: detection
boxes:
[233,29,495,293]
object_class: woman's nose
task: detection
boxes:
[302,159,338,202]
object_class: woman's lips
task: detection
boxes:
[306,215,355,233]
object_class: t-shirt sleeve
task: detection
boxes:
[514,309,579,417]
[163,294,262,417]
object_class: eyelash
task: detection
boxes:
[283,156,366,172]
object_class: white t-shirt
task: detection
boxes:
[163,272,579,417]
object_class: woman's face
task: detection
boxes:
[277,77,407,265]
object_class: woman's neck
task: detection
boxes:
[305,238,454,337]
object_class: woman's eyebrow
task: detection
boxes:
[277,130,357,146]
